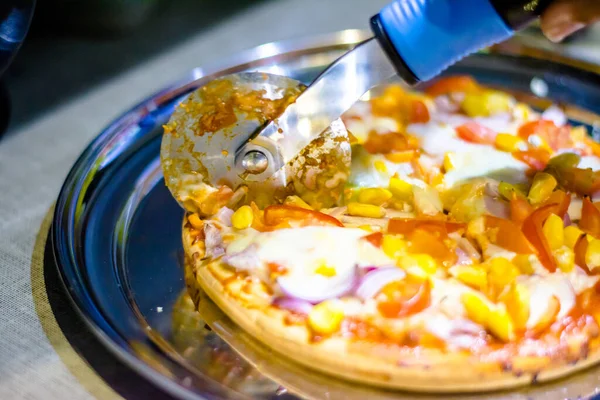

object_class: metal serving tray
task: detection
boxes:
[52,29,600,400]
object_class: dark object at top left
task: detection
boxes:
[0,0,35,77]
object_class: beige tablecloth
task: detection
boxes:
[1,1,599,397]
[0,0,390,398]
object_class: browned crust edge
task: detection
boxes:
[182,219,600,393]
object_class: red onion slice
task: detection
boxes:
[277,267,357,304]
[355,267,406,301]
[213,207,234,227]
[272,297,313,315]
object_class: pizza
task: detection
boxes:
[165,75,600,392]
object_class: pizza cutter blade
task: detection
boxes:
[161,72,351,211]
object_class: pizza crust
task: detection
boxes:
[182,219,600,393]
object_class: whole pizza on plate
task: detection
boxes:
[163,75,600,392]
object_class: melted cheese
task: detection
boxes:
[408,122,529,187]
[226,227,393,297]
[348,147,424,188]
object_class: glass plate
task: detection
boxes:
[52,29,600,400]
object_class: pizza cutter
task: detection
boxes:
[162,0,552,209]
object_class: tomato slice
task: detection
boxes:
[513,148,551,171]
[484,216,535,254]
[509,194,534,224]
[522,204,560,272]
[424,76,480,97]
[456,122,497,145]
[407,229,457,266]
[377,278,431,318]
[410,100,430,124]
[362,232,383,248]
[263,205,343,229]
[580,197,600,238]
[518,120,573,151]
[387,218,465,237]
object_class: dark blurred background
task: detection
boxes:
[1,0,269,134]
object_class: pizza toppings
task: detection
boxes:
[189,76,600,361]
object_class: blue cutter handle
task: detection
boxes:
[374,0,514,83]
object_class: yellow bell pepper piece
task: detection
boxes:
[358,188,393,206]
[308,300,344,335]
[542,213,564,250]
[528,172,557,205]
[231,205,254,230]
[347,202,386,218]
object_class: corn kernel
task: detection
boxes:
[512,254,535,275]
[374,160,388,173]
[399,254,437,278]
[443,152,458,171]
[389,177,413,200]
[554,246,575,272]
[231,205,254,230]
[283,195,312,210]
[358,188,393,206]
[315,264,336,277]
[462,292,490,326]
[308,300,344,335]
[488,306,515,342]
[586,238,600,271]
[382,234,407,259]
[462,90,512,117]
[542,213,564,250]
[564,225,584,249]
[495,133,526,153]
[188,213,204,230]
[347,202,385,218]
[500,283,530,331]
[528,172,557,205]
[449,265,487,290]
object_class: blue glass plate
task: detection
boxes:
[52,30,600,400]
